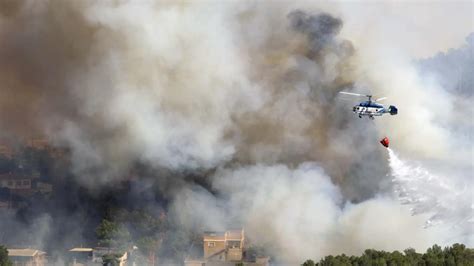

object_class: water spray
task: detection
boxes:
[387,148,473,231]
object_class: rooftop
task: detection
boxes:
[203,229,244,241]
[0,173,37,180]
[8,248,45,257]
[203,231,226,241]
[225,229,244,240]
[69,248,94,252]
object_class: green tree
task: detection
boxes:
[423,245,444,266]
[309,244,474,266]
[387,250,409,266]
[404,248,424,266]
[102,253,121,266]
[137,236,161,266]
[302,259,316,266]
[115,209,167,265]
[318,254,352,266]
[334,254,352,266]
[0,245,12,266]
[96,219,131,250]
[132,210,165,255]
[443,243,474,266]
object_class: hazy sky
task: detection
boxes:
[318,1,474,58]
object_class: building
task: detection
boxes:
[25,137,69,160]
[203,229,244,262]
[0,173,35,191]
[0,173,52,197]
[67,248,93,266]
[7,248,46,266]
[185,229,269,266]
[67,247,128,266]
[25,138,49,150]
[0,173,36,199]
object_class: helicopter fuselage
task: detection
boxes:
[339,91,398,119]
[352,101,397,119]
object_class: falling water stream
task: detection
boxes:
[388,148,473,230]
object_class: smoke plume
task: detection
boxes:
[0,0,472,263]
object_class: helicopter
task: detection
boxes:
[339,91,398,119]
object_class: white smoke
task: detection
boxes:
[171,162,437,262]
[0,1,472,263]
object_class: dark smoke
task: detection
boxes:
[0,1,385,197]
[288,10,343,54]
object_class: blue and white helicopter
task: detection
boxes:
[339,91,398,119]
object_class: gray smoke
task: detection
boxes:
[289,10,343,53]
[0,0,472,263]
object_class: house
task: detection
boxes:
[67,248,93,266]
[7,248,46,266]
[0,173,52,197]
[185,229,269,266]
[0,173,35,190]
[204,229,244,262]
[67,247,127,266]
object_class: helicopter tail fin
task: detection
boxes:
[388,105,398,115]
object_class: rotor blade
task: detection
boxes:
[375,97,387,102]
[339,91,367,97]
